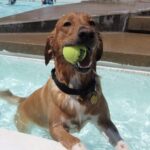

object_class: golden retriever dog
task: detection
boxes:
[0,12,128,150]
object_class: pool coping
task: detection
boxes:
[0,128,67,150]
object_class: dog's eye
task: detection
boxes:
[88,20,96,26]
[63,21,72,27]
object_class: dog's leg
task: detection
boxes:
[98,119,128,150]
[15,107,30,133]
[49,125,87,150]
[96,95,129,150]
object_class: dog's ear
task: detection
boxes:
[96,32,103,61]
[44,31,55,65]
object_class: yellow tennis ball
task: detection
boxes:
[63,46,87,64]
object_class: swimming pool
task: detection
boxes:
[0,53,150,150]
[0,0,81,18]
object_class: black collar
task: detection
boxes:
[51,68,96,97]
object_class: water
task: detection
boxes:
[0,0,81,18]
[0,54,150,150]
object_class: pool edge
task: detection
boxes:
[0,51,150,76]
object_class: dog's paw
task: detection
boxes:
[115,140,129,150]
[71,143,87,150]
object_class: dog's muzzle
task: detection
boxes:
[78,26,95,48]
[75,27,96,73]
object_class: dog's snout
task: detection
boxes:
[78,27,95,42]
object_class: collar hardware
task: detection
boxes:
[90,91,98,104]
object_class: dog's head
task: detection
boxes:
[45,12,103,73]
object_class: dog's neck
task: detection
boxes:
[55,67,95,89]
[52,68,96,97]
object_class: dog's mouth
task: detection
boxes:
[63,44,93,73]
[75,48,92,73]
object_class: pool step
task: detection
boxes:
[0,1,150,32]
[0,32,150,66]
[0,32,49,55]
[102,32,150,66]
[127,16,150,33]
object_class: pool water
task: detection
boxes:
[0,0,81,18]
[0,54,150,150]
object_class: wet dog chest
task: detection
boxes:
[65,114,90,132]
[64,96,90,132]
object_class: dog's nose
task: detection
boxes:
[78,27,95,43]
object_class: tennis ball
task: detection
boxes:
[63,46,87,64]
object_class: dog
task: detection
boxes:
[0,12,128,150]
